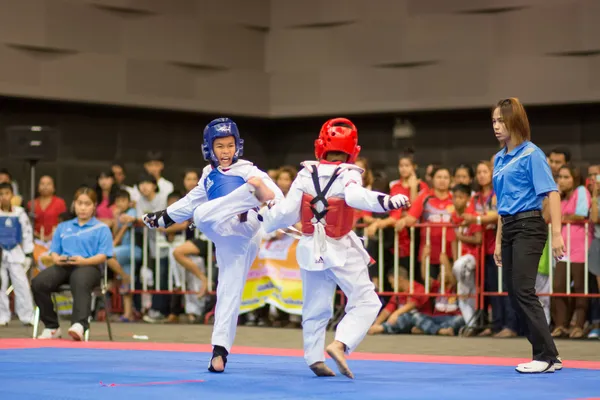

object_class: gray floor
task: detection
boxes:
[2,320,600,361]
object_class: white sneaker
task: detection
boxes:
[554,357,562,370]
[516,360,555,373]
[68,323,85,341]
[517,357,562,371]
[38,328,62,339]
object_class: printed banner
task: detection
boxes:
[240,235,303,315]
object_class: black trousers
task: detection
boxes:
[32,265,101,330]
[502,216,558,362]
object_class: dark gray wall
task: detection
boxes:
[1,97,599,202]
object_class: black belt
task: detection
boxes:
[501,210,542,224]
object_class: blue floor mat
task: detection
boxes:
[0,348,597,400]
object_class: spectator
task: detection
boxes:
[452,163,475,194]
[31,187,113,340]
[171,170,209,324]
[412,247,464,336]
[367,267,431,335]
[589,177,600,338]
[112,189,140,321]
[0,182,34,326]
[353,157,376,228]
[466,161,518,338]
[548,147,571,180]
[127,173,169,321]
[131,152,174,203]
[551,164,591,339]
[111,162,136,199]
[423,163,439,189]
[95,170,119,228]
[27,176,68,241]
[395,166,454,281]
[354,157,374,191]
[368,152,429,271]
[0,169,22,207]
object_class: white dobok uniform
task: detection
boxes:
[165,160,283,352]
[0,206,34,325]
[261,161,395,366]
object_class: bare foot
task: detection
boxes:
[210,356,225,372]
[493,328,517,338]
[368,324,384,335]
[309,362,336,377]
[247,177,275,203]
[411,326,424,334]
[437,327,454,336]
[326,341,354,379]
[478,328,492,337]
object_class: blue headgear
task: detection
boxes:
[202,118,244,166]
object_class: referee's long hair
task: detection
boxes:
[493,98,531,143]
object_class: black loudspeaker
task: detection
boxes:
[6,126,59,161]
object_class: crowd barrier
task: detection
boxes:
[21,220,600,322]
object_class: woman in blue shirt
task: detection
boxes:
[31,187,113,341]
[491,98,565,374]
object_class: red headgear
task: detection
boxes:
[314,118,361,163]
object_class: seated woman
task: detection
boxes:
[31,187,113,341]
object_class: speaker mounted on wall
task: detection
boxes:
[6,126,59,162]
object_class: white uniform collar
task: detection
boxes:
[214,159,253,172]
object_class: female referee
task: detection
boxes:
[491,98,565,374]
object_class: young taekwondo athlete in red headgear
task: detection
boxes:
[314,118,361,164]
[259,117,411,380]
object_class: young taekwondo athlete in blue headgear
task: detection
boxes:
[142,117,283,374]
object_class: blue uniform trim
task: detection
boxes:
[0,215,22,250]
[204,169,246,201]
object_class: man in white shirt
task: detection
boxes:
[131,152,174,203]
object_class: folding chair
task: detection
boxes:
[32,263,113,341]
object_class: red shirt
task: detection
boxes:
[430,279,461,316]
[450,211,482,263]
[408,190,454,265]
[466,191,497,255]
[28,196,67,240]
[384,281,433,315]
[353,210,372,228]
[389,181,429,258]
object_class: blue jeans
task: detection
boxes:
[485,254,519,332]
[114,245,142,275]
[149,257,171,316]
[589,272,600,325]
[382,312,415,334]
[413,312,465,335]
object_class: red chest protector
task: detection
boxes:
[300,166,355,239]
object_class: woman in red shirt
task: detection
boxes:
[354,157,375,227]
[27,176,67,241]
[395,167,453,281]
[365,153,429,280]
[464,161,518,337]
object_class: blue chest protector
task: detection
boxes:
[0,215,22,250]
[204,169,246,201]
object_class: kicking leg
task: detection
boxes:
[301,268,337,377]
[193,183,270,232]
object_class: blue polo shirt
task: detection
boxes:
[50,217,113,258]
[492,141,557,216]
